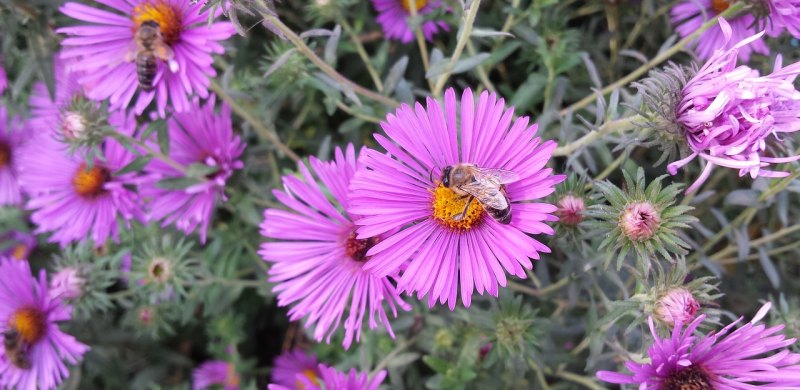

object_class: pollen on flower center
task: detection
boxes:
[0,141,11,168]
[72,163,110,198]
[132,1,183,45]
[295,368,320,389]
[12,244,27,260]
[661,364,713,390]
[401,0,428,12]
[344,232,379,262]
[431,184,484,230]
[9,307,46,344]
[711,0,730,13]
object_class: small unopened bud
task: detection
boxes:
[556,194,585,226]
[655,288,700,325]
[139,307,154,325]
[147,257,171,284]
[620,202,661,241]
[50,268,85,299]
[61,111,88,140]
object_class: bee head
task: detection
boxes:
[441,166,453,187]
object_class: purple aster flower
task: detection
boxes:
[58,0,235,117]
[0,258,89,390]
[0,105,26,206]
[259,144,410,349]
[192,360,239,390]
[349,88,564,309]
[271,349,321,389]
[668,19,800,193]
[140,97,244,243]
[597,302,800,388]
[765,0,800,38]
[0,231,37,261]
[371,0,449,43]
[18,112,145,247]
[671,1,767,61]
[269,364,386,390]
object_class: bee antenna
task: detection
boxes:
[429,167,436,183]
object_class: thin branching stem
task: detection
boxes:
[111,131,188,174]
[340,19,384,92]
[432,0,482,96]
[552,115,642,157]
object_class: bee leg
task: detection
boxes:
[453,196,474,221]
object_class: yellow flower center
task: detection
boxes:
[11,244,27,260]
[132,1,183,46]
[0,142,10,168]
[431,184,484,230]
[9,307,46,344]
[72,163,110,198]
[401,0,428,12]
[295,369,320,389]
[711,0,730,13]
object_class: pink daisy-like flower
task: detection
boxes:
[349,88,564,309]
[18,112,145,247]
[671,1,767,61]
[259,144,410,349]
[141,97,244,243]
[0,258,89,390]
[192,360,240,390]
[668,19,800,193]
[371,0,449,43]
[271,349,321,389]
[766,0,800,38]
[0,231,36,261]
[269,364,386,390]
[0,105,26,206]
[597,302,800,388]
[58,0,235,117]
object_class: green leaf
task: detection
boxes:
[116,155,153,175]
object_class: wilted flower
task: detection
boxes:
[371,0,449,43]
[671,1,766,61]
[0,105,27,206]
[271,349,320,389]
[0,258,89,390]
[654,288,700,326]
[18,112,145,247]
[597,302,800,388]
[589,167,696,273]
[141,97,244,243]
[260,145,410,349]
[667,20,800,193]
[268,364,386,390]
[193,360,239,390]
[350,88,564,309]
[0,231,36,261]
[58,0,235,116]
[50,267,85,300]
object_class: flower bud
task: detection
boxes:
[50,268,85,300]
[61,111,88,140]
[620,202,661,241]
[655,288,700,325]
[556,194,585,226]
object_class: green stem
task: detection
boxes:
[341,20,384,92]
[466,40,496,93]
[432,0,482,96]
[111,131,188,174]
[549,369,606,390]
[210,80,301,162]
[370,334,420,376]
[508,275,572,298]
[407,1,435,92]
[709,224,800,261]
[262,13,400,108]
[552,115,642,157]
[335,99,384,123]
[559,3,745,116]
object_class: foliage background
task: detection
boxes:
[2,0,800,388]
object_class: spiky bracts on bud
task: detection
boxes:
[58,97,111,154]
[588,167,696,275]
[129,235,205,300]
[50,243,125,319]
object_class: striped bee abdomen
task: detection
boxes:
[136,53,157,91]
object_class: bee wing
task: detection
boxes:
[153,42,175,61]
[124,41,139,63]
[458,182,509,210]
[473,168,520,185]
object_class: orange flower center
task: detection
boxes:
[295,369,320,389]
[132,1,183,46]
[431,183,484,230]
[401,0,428,12]
[711,0,730,13]
[11,244,28,260]
[226,363,240,387]
[9,307,46,344]
[72,163,110,198]
[0,142,10,168]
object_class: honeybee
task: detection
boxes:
[441,164,520,224]
[126,20,176,91]
[3,329,31,369]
